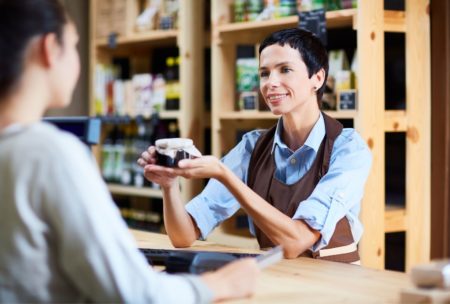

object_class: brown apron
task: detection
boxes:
[247,113,360,263]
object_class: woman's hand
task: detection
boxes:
[176,156,226,181]
[138,149,226,187]
[137,146,179,189]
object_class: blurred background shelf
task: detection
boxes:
[108,184,163,198]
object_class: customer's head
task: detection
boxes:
[0,0,79,107]
[259,28,328,105]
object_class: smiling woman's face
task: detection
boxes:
[259,44,321,116]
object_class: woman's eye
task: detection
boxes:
[260,71,269,78]
[281,67,291,73]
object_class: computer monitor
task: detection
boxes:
[43,116,101,146]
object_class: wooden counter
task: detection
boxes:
[131,229,412,303]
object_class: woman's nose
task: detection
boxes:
[267,72,280,87]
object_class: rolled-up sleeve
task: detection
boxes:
[186,130,262,240]
[293,129,372,252]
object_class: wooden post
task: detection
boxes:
[356,0,385,269]
[405,0,431,270]
[178,0,205,201]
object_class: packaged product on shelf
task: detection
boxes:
[94,65,106,116]
[135,0,160,32]
[350,49,358,90]
[94,64,116,116]
[325,0,341,11]
[255,0,276,21]
[152,74,166,112]
[278,0,297,17]
[299,0,325,11]
[247,0,264,21]
[327,49,349,102]
[240,91,259,111]
[335,70,352,91]
[328,49,349,79]
[233,0,246,22]
[113,80,126,116]
[159,0,179,29]
[132,74,153,118]
[236,58,259,111]
[340,0,357,9]
[124,80,135,117]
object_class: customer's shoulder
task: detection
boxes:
[23,122,89,160]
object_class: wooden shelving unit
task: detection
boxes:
[108,184,163,198]
[211,0,430,270]
[89,0,206,203]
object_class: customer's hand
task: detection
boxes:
[200,258,260,302]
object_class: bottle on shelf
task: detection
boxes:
[120,124,135,186]
[131,122,144,188]
[101,129,116,182]
[112,129,126,183]
[167,121,180,138]
[164,56,180,110]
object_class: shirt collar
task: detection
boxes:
[271,112,325,154]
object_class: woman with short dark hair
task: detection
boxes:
[139,28,372,264]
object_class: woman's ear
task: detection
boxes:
[312,68,326,91]
[41,33,61,68]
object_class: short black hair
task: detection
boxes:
[259,28,329,104]
[0,0,68,100]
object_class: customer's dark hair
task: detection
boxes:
[0,0,68,100]
[259,28,328,104]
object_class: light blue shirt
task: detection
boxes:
[186,113,372,252]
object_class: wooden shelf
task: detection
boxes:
[218,9,355,33]
[91,1,206,202]
[108,184,163,199]
[95,29,178,48]
[385,205,407,233]
[214,9,404,44]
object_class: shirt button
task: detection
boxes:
[290,158,296,165]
